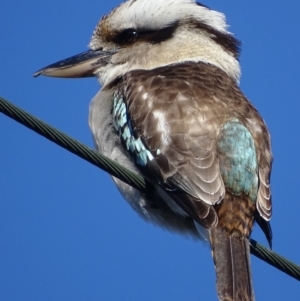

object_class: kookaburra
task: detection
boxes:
[34,1,273,300]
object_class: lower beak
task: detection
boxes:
[33,49,116,78]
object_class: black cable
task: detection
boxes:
[0,96,146,193]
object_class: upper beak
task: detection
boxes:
[33,49,117,78]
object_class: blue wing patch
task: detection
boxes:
[112,93,155,166]
[217,119,258,202]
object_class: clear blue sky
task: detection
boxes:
[1,1,300,300]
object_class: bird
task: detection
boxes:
[34,1,273,300]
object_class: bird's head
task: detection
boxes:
[34,0,241,85]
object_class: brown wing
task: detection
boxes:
[120,62,272,228]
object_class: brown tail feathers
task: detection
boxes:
[209,194,256,301]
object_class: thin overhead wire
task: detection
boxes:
[1,96,299,281]
[0,97,146,192]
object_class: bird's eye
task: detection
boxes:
[117,28,139,45]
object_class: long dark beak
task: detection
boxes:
[33,49,117,78]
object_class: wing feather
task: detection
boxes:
[118,62,272,229]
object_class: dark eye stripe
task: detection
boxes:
[112,21,179,46]
[114,28,139,45]
[110,17,240,59]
